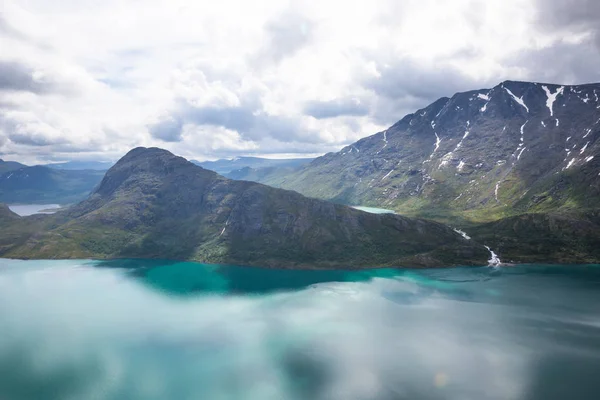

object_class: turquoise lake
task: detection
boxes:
[1,258,599,399]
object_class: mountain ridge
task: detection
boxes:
[258,80,600,222]
[0,147,489,268]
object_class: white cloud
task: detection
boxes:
[0,0,598,163]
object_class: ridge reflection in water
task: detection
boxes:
[0,258,599,400]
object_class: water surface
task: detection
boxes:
[352,206,396,214]
[8,204,61,216]
[1,258,599,400]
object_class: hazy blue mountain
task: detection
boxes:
[192,156,313,175]
[43,161,114,171]
[0,159,26,175]
[0,165,105,204]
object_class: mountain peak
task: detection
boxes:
[92,147,211,198]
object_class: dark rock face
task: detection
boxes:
[0,147,489,268]
[262,81,600,219]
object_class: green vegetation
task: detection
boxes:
[0,148,489,268]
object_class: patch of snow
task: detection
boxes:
[455,130,470,150]
[457,160,466,171]
[585,156,594,162]
[503,86,529,112]
[541,85,564,117]
[6,173,12,179]
[485,246,502,267]
[439,152,453,169]
[580,141,590,154]
[566,136,571,142]
[495,181,501,202]
[219,216,231,236]
[520,121,527,139]
[583,128,592,139]
[478,93,490,101]
[434,132,441,152]
[541,121,546,127]
[381,169,394,181]
[453,228,471,240]
[556,119,559,127]
[512,121,528,161]
[566,158,576,169]
[376,130,388,154]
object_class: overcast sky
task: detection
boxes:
[1,0,600,163]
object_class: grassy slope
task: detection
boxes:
[0,148,490,269]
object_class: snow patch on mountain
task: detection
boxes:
[541,85,564,117]
[503,86,529,113]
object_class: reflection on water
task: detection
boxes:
[0,258,599,400]
[351,206,396,214]
[8,204,61,216]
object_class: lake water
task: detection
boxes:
[8,204,61,216]
[1,258,599,400]
[352,206,396,214]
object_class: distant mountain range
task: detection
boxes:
[0,147,489,268]
[0,165,105,204]
[43,161,114,170]
[0,159,26,175]
[192,156,313,175]
[2,80,599,265]
[0,157,312,204]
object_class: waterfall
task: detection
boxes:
[484,246,501,267]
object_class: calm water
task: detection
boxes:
[352,206,396,214]
[1,258,599,400]
[8,204,61,216]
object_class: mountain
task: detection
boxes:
[225,165,301,182]
[0,147,489,268]
[192,156,313,175]
[43,161,114,171]
[261,81,600,223]
[0,166,105,204]
[0,159,26,175]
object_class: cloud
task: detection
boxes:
[360,58,495,125]
[303,98,369,119]
[509,38,600,84]
[1,0,599,163]
[0,61,58,94]
[252,11,314,65]
[147,116,183,142]
[535,0,600,45]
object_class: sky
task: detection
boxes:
[1,0,600,163]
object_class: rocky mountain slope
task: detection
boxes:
[0,165,105,204]
[0,147,489,268]
[262,81,600,223]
